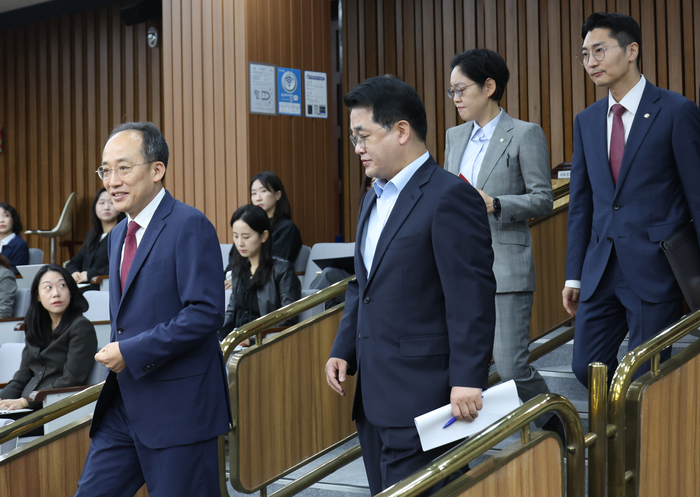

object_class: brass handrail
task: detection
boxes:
[220,275,354,361]
[0,382,103,445]
[552,181,570,202]
[376,393,585,497]
[607,309,700,497]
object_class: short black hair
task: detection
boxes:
[344,75,428,143]
[108,121,170,179]
[582,12,642,69]
[450,49,510,102]
[0,203,23,234]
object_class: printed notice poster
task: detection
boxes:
[249,62,276,115]
[277,67,302,116]
[304,71,328,118]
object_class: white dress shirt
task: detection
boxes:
[0,233,16,252]
[361,151,429,276]
[120,187,166,271]
[458,109,503,185]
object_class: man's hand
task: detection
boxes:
[450,386,483,422]
[325,357,348,396]
[224,279,232,290]
[476,189,495,214]
[0,397,29,410]
[95,342,126,373]
[562,286,580,317]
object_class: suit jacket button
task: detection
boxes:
[358,333,362,338]
[613,205,620,210]
[510,216,517,221]
[363,297,370,304]
[117,328,124,335]
[607,237,613,242]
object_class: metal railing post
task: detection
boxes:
[588,362,608,496]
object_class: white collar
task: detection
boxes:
[608,75,646,116]
[127,187,166,231]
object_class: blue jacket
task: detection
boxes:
[1,235,29,274]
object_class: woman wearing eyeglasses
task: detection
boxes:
[66,188,126,292]
[443,48,561,437]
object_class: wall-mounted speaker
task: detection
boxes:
[120,0,162,26]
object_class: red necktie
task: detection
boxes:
[610,103,626,185]
[121,221,140,292]
[458,173,471,185]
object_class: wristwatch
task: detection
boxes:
[493,197,502,215]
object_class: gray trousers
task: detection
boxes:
[493,292,551,426]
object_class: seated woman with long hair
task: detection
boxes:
[0,264,97,412]
[225,172,302,288]
[0,202,29,274]
[218,205,301,342]
[0,254,17,318]
[66,188,125,292]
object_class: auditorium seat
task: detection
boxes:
[220,243,233,271]
[0,342,24,384]
[11,289,30,318]
[27,248,43,265]
[301,242,355,291]
[82,291,110,322]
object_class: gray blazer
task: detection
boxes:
[0,315,97,409]
[0,266,17,318]
[445,111,553,292]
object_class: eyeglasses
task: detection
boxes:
[96,162,151,180]
[446,82,478,99]
[576,44,626,65]
[349,124,393,149]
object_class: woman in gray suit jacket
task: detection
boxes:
[218,205,301,342]
[444,49,562,438]
[0,264,97,412]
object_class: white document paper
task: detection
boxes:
[414,380,522,452]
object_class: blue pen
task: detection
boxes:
[443,395,484,428]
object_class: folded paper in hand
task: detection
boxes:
[414,380,521,452]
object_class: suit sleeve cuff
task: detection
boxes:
[565,280,581,289]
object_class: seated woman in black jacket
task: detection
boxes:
[66,188,125,291]
[225,172,302,288]
[0,263,97,412]
[218,205,301,342]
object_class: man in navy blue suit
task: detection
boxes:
[563,13,700,387]
[325,76,496,495]
[75,122,231,496]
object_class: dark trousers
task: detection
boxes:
[355,378,463,496]
[572,250,683,387]
[75,388,220,497]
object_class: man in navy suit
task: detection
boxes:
[75,122,231,496]
[325,76,496,494]
[563,13,700,387]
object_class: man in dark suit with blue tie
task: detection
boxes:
[563,13,700,387]
[75,122,231,496]
[325,76,496,494]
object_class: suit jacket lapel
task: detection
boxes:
[447,123,473,174]
[365,158,432,288]
[476,112,513,189]
[615,83,660,195]
[354,189,376,288]
[582,100,614,196]
[119,191,174,303]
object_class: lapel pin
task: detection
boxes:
[500,138,504,143]
[644,113,650,118]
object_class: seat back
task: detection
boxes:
[294,244,311,273]
[0,419,18,455]
[86,362,109,385]
[0,342,25,383]
[11,289,31,318]
[27,248,43,265]
[82,291,110,322]
[302,243,355,290]
[51,192,76,236]
[220,244,233,271]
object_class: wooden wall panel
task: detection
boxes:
[163,0,336,246]
[342,0,700,241]
[0,2,161,263]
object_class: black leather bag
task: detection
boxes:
[660,221,700,312]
